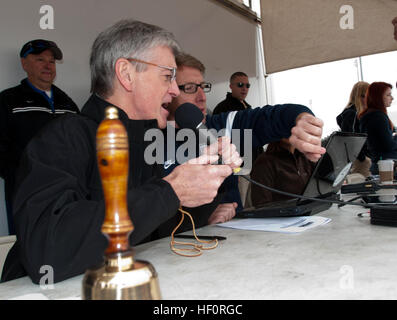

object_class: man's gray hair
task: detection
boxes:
[90,19,181,98]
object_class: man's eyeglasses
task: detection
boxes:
[178,82,212,94]
[126,58,176,83]
[235,82,251,89]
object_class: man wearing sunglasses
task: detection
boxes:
[167,53,325,223]
[213,72,252,115]
[0,39,79,235]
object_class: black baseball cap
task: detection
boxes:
[20,39,63,60]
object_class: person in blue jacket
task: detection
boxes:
[166,53,325,223]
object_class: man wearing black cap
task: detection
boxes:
[0,39,79,234]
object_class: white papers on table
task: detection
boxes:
[9,293,50,300]
[216,216,331,234]
[8,293,81,300]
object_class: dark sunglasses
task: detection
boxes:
[235,82,250,89]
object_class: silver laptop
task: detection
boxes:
[236,131,367,218]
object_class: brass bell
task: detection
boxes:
[82,106,161,300]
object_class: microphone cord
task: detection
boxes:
[239,175,383,209]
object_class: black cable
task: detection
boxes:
[337,195,362,208]
[239,175,382,209]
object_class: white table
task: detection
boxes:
[1,204,396,300]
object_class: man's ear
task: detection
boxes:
[20,58,28,72]
[114,58,134,92]
[229,83,232,90]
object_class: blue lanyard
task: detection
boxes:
[26,79,55,112]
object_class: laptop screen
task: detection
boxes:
[302,131,367,198]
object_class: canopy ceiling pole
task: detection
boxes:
[256,24,269,105]
[358,57,364,81]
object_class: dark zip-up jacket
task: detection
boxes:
[164,103,314,210]
[0,78,79,180]
[164,103,312,173]
[0,78,79,234]
[206,104,312,152]
[1,94,181,284]
[213,92,252,115]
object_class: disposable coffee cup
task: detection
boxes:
[378,159,394,184]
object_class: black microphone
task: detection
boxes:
[174,102,217,146]
[174,103,240,173]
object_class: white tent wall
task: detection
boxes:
[261,0,397,74]
[0,0,265,235]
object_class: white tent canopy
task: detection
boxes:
[261,0,397,74]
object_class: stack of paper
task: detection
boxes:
[217,216,331,234]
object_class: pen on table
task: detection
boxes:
[174,235,227,241]
[299,221,313,228]
[357,212,370,218]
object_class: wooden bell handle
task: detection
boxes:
[96,106,133,255]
